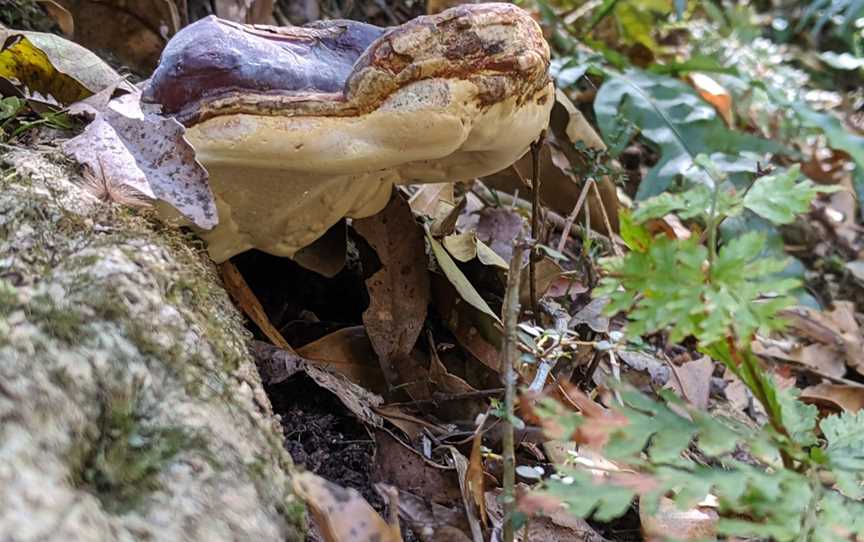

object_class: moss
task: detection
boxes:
[0,279,19,317]
[71,384,203,514]
[26,294,90,344]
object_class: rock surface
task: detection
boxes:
[0,149,305,541]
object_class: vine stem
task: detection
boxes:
[501,240,527,542]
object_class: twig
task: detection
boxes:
[385,388,504,408]
[529,132,546,319]
[501,239,528,542]
[591,181,622,257]
[219,261,294,351]
[556,178,593,254]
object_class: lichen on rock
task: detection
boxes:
[0,149,304,541]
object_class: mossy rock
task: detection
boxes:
[0,149,305,541]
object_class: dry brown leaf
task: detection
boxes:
[214,0,275,23]
[802,148,851,184]
[519,255,564,306]
[379,485,471,542]
[782,303,864,375]
[64,93,217,229]
[445,446,484,542]
[473,206,527,262]
[429,342,477,395]
[801,383,864,413]
[373,404,445,442]
[431,274,502,373]
[354,192,431,400]
[645,214,692,240]
[292,220,347,278]
[689,72,733,127]
[467,417,488,529]
[297,326,389,394]
[253,342,384,427]
[569,296,611,333]
[640,496,718,542]
[666,356,714,410]
[293,471,402,542]
[479,89,619,241]
[752,339,845,379]
[443,232,509,269]
[54,0,183,73]
[373,430,462,505]
[561,386,629,449]
[37,1,74,36]
[505,486,608,541]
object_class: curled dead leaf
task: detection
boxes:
[293,471,402,542]
[801,383,864,413]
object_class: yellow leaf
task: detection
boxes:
[0,35,90,105]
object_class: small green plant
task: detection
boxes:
[534,159,864,540]
[0,96,74,141]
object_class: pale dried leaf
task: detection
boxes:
[63,93,217,229]
[640,496,718,542]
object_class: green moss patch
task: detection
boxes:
[71,386,203,514]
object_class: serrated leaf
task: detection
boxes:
[777,387,819,447]
[822,410,864,471]
[743,165,841,224]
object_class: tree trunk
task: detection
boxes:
[0,149,304,541]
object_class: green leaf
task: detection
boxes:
[743,165,841,224]
[632,183,743,224]
[822,410,864,471]
[427,231,501,323]
[777,387,819,447]
[0,96,24,122]
[598,229,797,345]
[594,69,785,198]
[619,209,653,252]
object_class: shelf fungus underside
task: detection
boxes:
[143,3,554,262]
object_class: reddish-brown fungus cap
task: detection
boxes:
[143,3,554,262]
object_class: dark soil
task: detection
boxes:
[266,374,382,511]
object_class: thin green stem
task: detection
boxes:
[706,178,721,270]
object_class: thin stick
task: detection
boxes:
[556,178,593,254]
[590,181,622,257]
[501,240,527,542]
[219,261,294,351]
[529,132,546,318]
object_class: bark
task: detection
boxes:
[0,149,304,541]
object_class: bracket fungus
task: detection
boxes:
[143,3,553,262]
